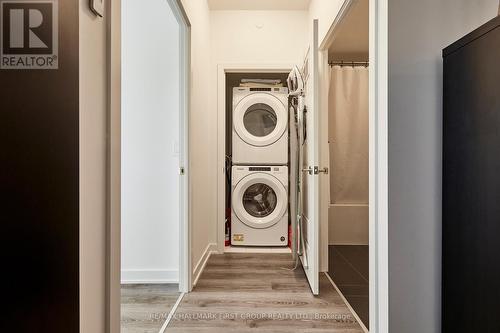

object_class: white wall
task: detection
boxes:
[205,10,307,256]
[210,9,309,255]
[180,0,218,275]
[79,0,107,331]
[388,1,498,332]
[121,0,180,283]
[210,10,309,65]
[308,0,344,45]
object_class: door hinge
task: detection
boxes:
[179,167,185,175]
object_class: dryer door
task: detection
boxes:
[233,93,287,147]
[233,173,287,229]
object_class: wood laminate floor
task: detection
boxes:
[167,253,364,332]
[121,284,180,333]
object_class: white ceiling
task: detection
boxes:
[329,0,369,60]
[207,0,311,11]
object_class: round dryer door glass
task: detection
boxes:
[242,183,277,218]
[243,103,277,137]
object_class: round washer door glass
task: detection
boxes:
[242,183,277,218]
[243,103,277,137]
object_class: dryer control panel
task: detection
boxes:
[249,167,271,171]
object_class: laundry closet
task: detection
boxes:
[225,73,291,249]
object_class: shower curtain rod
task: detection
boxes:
[328,61,369,67]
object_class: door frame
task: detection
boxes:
[167,0,192,295]
[369,0,389,331]
[106,0,192,331]
[216,63,295,254]
[106,0,389,331]
[317,0,389,332]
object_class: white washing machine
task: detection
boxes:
[231,165,288,246]
[232,87,289,165]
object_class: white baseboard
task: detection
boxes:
[329,242,369,246]
[121,269,179,284]
[224,246,291,254]
[193,243,217,286]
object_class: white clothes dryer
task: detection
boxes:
[232,87,289,165]
[231,165,288,246]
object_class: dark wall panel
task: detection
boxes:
[443,16,500,332]
[0,1,79,332]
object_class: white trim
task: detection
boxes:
[324,272,369,333]
[120,269,179,284]
[369,0,389,332]
[192,243,217,286]
[158,292,185,333]
[166,0,192,294]
[317,47,330,273]
[319,0,359,50]
[224,246,291,254]
[106,0,121,331]
[217,63,294,254]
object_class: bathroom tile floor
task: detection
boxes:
[328,245,369,329]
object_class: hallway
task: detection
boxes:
[166,253,364,332]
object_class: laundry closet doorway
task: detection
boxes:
[216,65,294,255]
[215,20,322,294]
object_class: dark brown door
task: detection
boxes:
[0,1,79,331]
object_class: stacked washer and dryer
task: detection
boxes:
[231,86,289,246]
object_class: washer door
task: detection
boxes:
[234,93,287,147]
[233,173,287,229]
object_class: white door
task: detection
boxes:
[121,0,184,288]
[299,19,320,295]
